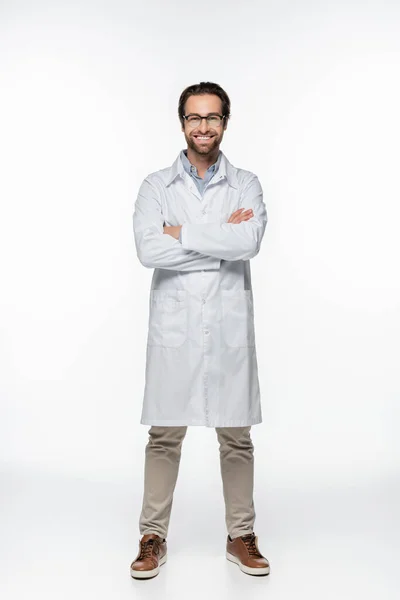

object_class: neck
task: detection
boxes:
[186,147,219,173]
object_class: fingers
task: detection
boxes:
[227,208,243,223]
[230,214,253,224]
[227,208,254,223]
[228,209,253,223]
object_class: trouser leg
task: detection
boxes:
[139,425,188,538]
[216,426,256,540]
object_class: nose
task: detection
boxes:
[199,119,209,133]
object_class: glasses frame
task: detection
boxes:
[183,113,226,128]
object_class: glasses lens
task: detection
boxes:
[207,116,222,126]
[187,116,201,127]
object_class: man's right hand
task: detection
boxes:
[227,208,254,224]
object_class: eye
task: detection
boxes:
[187,115,200,124]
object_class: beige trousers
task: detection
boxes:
[139,425,256,540]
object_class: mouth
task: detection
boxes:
[193,135,214,142]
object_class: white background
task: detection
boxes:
[0,0,399,598]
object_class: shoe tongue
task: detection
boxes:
[142,534,159,542]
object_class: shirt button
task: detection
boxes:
[202,299,206,304]
[204,330,210,335]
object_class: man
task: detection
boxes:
[130,82,269,579]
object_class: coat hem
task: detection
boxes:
[140,416,262,427]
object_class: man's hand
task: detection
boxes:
[163,225,182,239]
[227,208,254,223]
[163,209,253,238]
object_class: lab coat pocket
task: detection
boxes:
[148,290,188,348]
[221,290,255,348]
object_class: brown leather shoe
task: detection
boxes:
[130,533,167,579]
[226,532,270,576]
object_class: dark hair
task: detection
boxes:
[178,82,231,127]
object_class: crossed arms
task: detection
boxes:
[132,175,268,272]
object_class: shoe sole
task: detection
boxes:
[226,551,270,576]
[130,553,167,579]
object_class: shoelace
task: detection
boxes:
[241,533,262,557]
[138,539,160,560]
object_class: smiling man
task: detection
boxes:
[131,82,269,579]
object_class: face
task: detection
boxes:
[181,93,228,156]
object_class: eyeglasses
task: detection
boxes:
[183,114,226,128]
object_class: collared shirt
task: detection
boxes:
[178,149,222,241]
[180,148,222,193]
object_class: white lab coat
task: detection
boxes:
[132,150,268,427]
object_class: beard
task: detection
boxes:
[185,133,220,155]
